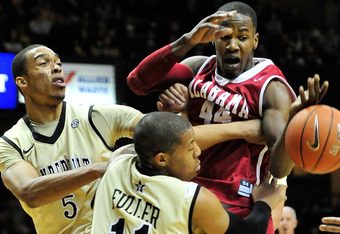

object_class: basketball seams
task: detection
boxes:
[300,106,319,169]
[320,107,340,173]
[286,104,340,174]
[312,107,333,173]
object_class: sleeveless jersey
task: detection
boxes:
[0,102,142,234]
[91,154,203,234]
[188,56,296,209]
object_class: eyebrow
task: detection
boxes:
[34,53,60,61]
[238,27,250,32]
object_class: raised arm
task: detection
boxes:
[193,172,286,233]
[264,74,328,178]
[1,160,106,208]
[127,11,236,95]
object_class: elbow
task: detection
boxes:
[17,189,42,208]
[127,71,149,96]
[11,182,43,208]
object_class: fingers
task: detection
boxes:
[298,86,306,104]
[314,74,320,102]
[322,217,340,225]
[277,185,287,201]
[299,74,329,106]
[307,77,315,105]
[319,224,340,233]
[159,89,181,105]
[159,83,187,105]
[156,101,165,111]
[157,84,189,113]
[319,80,329,103]
[208,10,237,24]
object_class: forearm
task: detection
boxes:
[170,33,197,57]
[226,201,271,234]
[193,123,241,150]
[268,126,295,178]
[193,120,263,151]
[4,162,105,208]
[127,44,193,95]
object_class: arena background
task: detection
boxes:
[0,0,339,233]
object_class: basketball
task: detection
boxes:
[285,105,340,174]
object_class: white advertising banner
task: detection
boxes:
[63,63,116,105]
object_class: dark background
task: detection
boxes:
[0,0,340,233]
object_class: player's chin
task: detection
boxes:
[50,93,65,102]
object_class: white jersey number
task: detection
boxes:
[199,100,231,124]
[62,194,78,219]
[110,218,151,234]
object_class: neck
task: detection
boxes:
[25,101,63,124]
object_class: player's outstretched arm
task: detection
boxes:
[193,172,286,233]
[127,11,236,96]
[320,217,340,233]
[157,83,265,150]
[264,74,329,178]
[1,160,106,208]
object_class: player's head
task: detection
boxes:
[278,206,298,234]
[218,1,257,31]
[134,112,201,181]
[12,44,66,104]
[214,1,259,79]
[12,44,42,94]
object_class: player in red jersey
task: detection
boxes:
[127,1,328,233]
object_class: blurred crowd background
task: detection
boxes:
[0,0,340,233]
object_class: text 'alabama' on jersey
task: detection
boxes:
[189,56,296,209]
[91,154,203,234]
[0,101,142,234]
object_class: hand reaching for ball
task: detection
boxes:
[289,74,329,121]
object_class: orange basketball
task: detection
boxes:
[285,105,340,174]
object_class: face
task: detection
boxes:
[18,46,66,106]
[215,13,259,79]
[278,207,298,234]
[164,128,201,181]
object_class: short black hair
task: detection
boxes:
[133,112,192,167]
[218,1,257,31]
[11,44,44,92]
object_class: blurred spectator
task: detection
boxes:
[278,206,298,234]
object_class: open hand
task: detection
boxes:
[289,74,329,120]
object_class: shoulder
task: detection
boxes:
[92,104,142,115]
[263,80,293,111]
[181,55,210,75]
[2,118,30,142]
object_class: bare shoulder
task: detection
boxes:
[263,80,293,111]
[181,56,209,75]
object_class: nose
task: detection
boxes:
[52,62,62,73]
[194,142,201,158]
[226,38,239,51]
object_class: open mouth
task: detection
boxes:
[52,76,66,87]
[225,57,240,65]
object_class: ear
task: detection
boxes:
[154,152,167,167]
[253,33,259,50]
[15,76,28,89]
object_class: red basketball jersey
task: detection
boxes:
[189,56,296,208]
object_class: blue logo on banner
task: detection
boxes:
[0,53,17,109]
